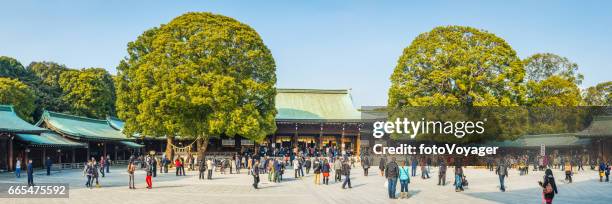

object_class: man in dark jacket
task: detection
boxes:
[27,160,34,186]
[252,160,260,189]
[199,158,206,180]
[45,157,52,175]
[304,158,312,174]
[362,156,370,176]
[438,158,447,185]
[385,157,399,199]
[496,159,509,192]
[341,160,352,189]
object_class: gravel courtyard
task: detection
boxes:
[1,165,610,204]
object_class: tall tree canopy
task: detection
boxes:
[116,12,277,158]
[582,81,612,106]
[59,68,116,118]
[523,53,583,84]
[523,53,582,106]
[26,61,71,116]
[389,26,525,107]
[0,77,36,121]
[0,56,31,80]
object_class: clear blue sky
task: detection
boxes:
[1,0,610,106]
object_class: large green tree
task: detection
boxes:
[388,26,527,141]
[26,61,71,116]
[116,12,277,159]
[0,56,32,80]
[582,81,612,106]
[58,68,116,118]
[0,77,36,121]
[389,26,525,107]
[523,53,582,106]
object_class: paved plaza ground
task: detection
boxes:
[1,165,610,204]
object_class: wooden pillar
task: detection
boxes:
[58,149,62,164]
[8,135,14,171]
[86,143,90,160]
[71,148,75,163]
[318,124,323,149]
[293,123,299,148]
[341,124,346,153]
[42,148,46,167]
[356,126,361,157]
[114,145,118,161]
[103,142,107,158]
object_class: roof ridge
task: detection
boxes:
[0,104,14,112]
[277,88,350,94]
[45,111,107,124]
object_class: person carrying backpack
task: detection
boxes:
[398,161,411,199]
[538,169,558,204]
[385,157,399,199]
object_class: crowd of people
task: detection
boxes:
[10,148,611,203]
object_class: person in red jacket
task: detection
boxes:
[175,158,182,176]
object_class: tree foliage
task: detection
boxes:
[0,56,31,80]
[58,68,116,118]
[116,12,277,156]
[389,26,525,108]
[582,81,612,106]
[0,77,36,121]
[26,61,71,115]
[523,53,583,84]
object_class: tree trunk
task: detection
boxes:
[197,136,209,161]
[165,136,174,161]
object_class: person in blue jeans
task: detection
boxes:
[27,160,34,186]
[15,157,21,178]
[411,157,418,177]
[385,157,399,199]
[399,161,411,199]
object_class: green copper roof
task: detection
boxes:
[0,104,47,134]
[119,141,144,148]
[575,116,612,138]
[275,89,361,121]
[16,133,86,148]
[38,111,131,141]
[486,133,591,148]
[107,116,125,131]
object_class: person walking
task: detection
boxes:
[334,157,342,182]
[92,159,100,188]
[99,156,105,178]
[128,160,136,189]
[206,158,213,180]
[385,157,399,199]
[411,157,418,177]
[199,158,206,180]
[420,158,429,179]
[398,161,411,199]
[454,164,464,192]
[106,154,111,173]
[313,158,321,185]
[564,160,572,183]
[252,160,260,189]
[175,158,182,176]
[145,158,153,189]
[341,160,352,189]
[45,157,52,176]
[84,161,93,188]
[322,159,331,185]
[496,160,509,192]
[361,156,370,176]
[304,157,311,174]
[599,161,606,182]
[293,157,300,178]
[162,155,169,173]
[26,159,34,186]
[379,157,387,176]
[15,157,21,178]
[438,159,447,186]
[539,169,558,204]
[151,156,157,177]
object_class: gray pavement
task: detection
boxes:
[0,165,610,204]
